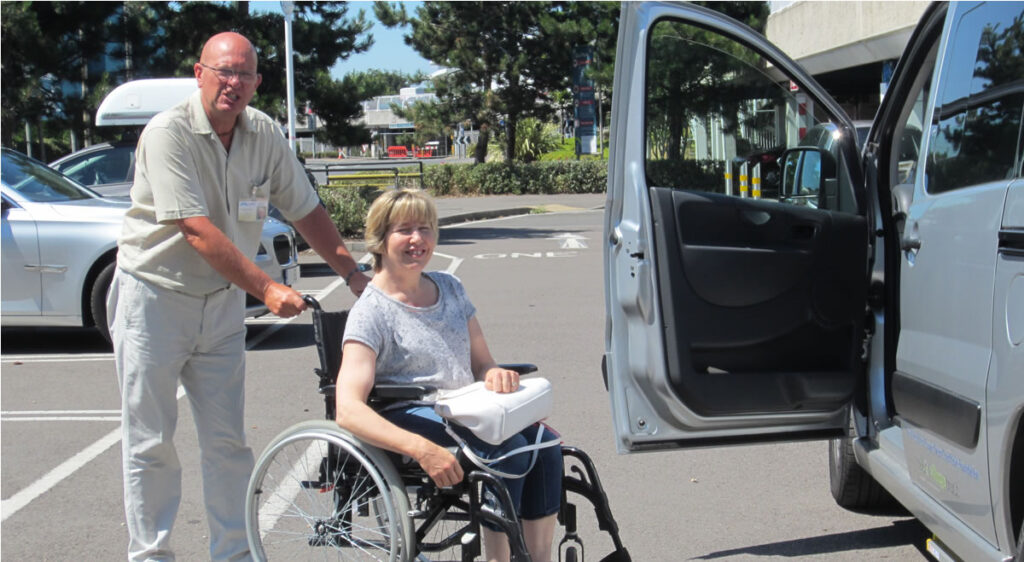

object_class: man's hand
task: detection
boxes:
[484,367,521,393]
[347,271,371,296]
[261,282,306,318]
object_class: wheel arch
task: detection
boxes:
[81,249,117,328]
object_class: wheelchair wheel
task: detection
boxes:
[246,420,414,561]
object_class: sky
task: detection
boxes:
[250,1,436,79]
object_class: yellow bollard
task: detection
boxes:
[739,162,749,198]
[752,163,761,199]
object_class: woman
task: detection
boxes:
[334,188,562,562]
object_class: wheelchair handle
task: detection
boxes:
[303,295,322,310]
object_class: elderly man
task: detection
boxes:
[108,31,368,561]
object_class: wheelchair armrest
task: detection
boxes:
[499,363,538,375]
[369,384,435,402]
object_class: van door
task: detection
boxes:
[893,1,1022,546]
[604,2,869,452]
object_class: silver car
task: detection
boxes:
[1,148,299,343]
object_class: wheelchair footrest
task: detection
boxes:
[560,447,631,562]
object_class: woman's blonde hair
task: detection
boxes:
[364,188,439,271]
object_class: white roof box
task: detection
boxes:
[95,78,197,126]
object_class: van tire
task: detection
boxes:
[89,261,116,345]
[829,409,898,511]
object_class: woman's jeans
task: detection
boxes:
[382,406,562,526]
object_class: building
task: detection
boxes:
[765,1,930,120]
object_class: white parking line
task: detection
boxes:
[2,409,121,422]
[1,425,123,521]
[2,353,113,364]
[3,416,122,422]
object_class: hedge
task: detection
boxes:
[320,159,608,236]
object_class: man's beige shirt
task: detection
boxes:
[117,90,319,296]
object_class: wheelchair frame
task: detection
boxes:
[245,296,629,561]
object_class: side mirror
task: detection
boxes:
[779,147,836,207]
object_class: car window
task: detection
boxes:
[643,17,856,212]
[926,2,1024,193]
[52,145,134,187]
[1,150,94,202]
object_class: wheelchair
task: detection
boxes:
[245,296,630,562]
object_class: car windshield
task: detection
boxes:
[1,150,94,202]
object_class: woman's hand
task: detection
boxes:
[415,440,464,488]
[483,367,521,393]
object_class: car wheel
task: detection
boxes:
[829,407,898,511]
[90,261,116,344]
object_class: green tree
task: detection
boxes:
[1,2,124,154]
[2,1,377,156]
[376,1,598,163]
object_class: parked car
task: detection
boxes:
[49,138,137,198]
[604,3,1023,562]
[1,148,299,343]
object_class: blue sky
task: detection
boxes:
[251,1,436,79]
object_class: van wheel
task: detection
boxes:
[829,408,898,511]
[89,261,116,345]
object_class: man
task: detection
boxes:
[108,32,369,561]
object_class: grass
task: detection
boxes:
[538,137,609,161]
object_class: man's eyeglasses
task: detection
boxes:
[198,62,259,84]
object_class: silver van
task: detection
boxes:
[603,2,1023,561]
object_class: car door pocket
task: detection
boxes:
[790,223,817,240]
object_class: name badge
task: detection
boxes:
[239,181,269,222]
[238,199,268,221]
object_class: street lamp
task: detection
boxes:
[281,1,297,153]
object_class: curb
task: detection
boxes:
[327,206,538,255]
[438,207,536,226]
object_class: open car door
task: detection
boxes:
[604,2,870,452]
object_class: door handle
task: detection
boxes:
[901,220,921,252]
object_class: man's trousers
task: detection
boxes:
[109,269,254,562]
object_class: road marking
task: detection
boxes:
[2,353,113,364]
[257,441,324,540]
[434,251,463,275]
[3,416,122,422]
[473,251,579,260]
[2,409,121,422]
[1,425,123,521]
[548,233,588,249]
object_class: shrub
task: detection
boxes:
[421,160,606,196]
[318,185,379,236]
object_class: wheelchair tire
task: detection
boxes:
[246,420,414,561]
